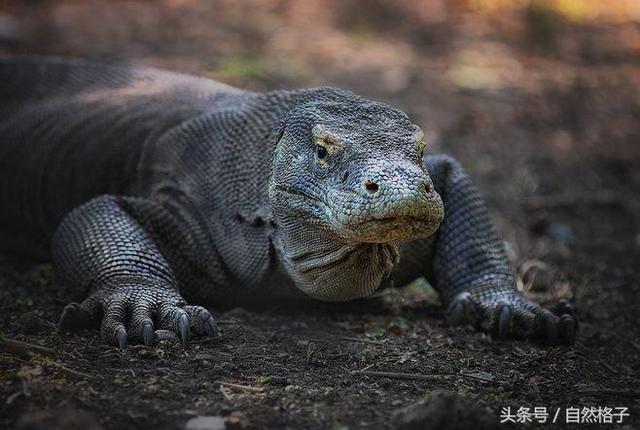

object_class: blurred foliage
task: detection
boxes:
[212,57,271,83]
[471,0,640,22]
[524,1,559,48]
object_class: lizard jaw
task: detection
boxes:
[326,189,445,244]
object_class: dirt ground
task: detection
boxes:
[1,1,639,429]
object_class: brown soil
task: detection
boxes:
[1,1,639,429]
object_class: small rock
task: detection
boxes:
[387,316,411,335]
[379,377,392,388]
[393,391,494,430]
[185,416,225,430]
[269,376,289,385]
[224,411,250,429]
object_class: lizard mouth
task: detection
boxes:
[346,215,440,243]
[353,214,426,226]
[271,185,442,243]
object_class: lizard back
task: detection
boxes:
[0,57,244,259]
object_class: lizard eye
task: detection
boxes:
[316,145,328,160]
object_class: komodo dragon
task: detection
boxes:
[0,57,577,348]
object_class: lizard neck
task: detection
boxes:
[272,218,400,302]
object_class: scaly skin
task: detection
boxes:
[0,57,577,348]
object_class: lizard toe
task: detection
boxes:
[59,302,87,333]
[552,298,579,343]
[100,296,129,350]
[141,321,154,346]
[446,292,479,327]
[559,313,578,344]
[496,304,512,340]
[128,301,155,347]
[184,305,219,338]
[59,296,100,334]
[553,299,576,317]
[158,304,190,345]
[538,309,559,345]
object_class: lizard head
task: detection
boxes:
[267,89,445,302]
[268,90,444,245]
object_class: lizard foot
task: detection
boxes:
[446,287,577,345]
[59,282,218,349]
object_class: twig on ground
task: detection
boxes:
[350,370,451,381]
[0,337,56,359]
[5,390,23,406]
[460,371,495,382]
[357,363,376,373]
[215,380,265,393]
[219,385,233,401]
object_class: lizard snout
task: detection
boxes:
[361,174,435,197]
[357,161,438,204]
[328,161,444,243]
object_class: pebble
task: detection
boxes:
[185,416,226,430]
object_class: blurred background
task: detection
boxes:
[1,2,639,427]
[1,0,638,300]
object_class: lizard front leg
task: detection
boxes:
[53,195,218,348]
[406,155,577,344]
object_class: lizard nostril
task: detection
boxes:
[364,180,379,194]
[424,180,433,193]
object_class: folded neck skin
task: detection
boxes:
[272,201,402,302]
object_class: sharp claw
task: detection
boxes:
[541,311,558,345]
[178,314,190,345]
[205,316,219,338]
[555,299,575,316]
[559,314,577,344]
[498,305,511,339]
[116,328,127,350]
[59,302,79,333]
[448,301,464,325]
[142,322,153,346]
